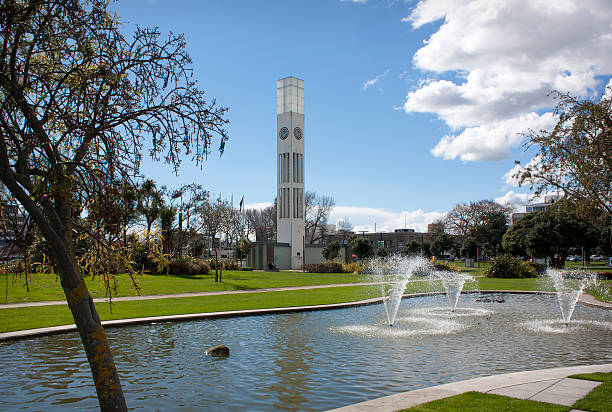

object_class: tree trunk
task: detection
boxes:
[58,258,128,411]
[53,174,128,411]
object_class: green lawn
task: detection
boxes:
[1,271,609,333]
[0,271,370,304]
[401,373,612,412]
[0,285,381,333]
[402,391,569,412]
[565,261,612,272]
[570,372,612,412]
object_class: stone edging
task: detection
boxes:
[1,290,609,342]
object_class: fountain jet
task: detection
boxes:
[545,269,598,325]
[435,272,474,312]
[370,256,432,327]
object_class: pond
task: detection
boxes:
[1,293,611,411]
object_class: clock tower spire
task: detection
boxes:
[277,77,305,269]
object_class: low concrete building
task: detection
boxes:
[322,228,440,255]
[246,241,352,270]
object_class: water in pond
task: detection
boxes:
[1,293,611,411]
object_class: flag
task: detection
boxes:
[239,195,244,212]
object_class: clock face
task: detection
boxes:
[279,127,289,140]
[293,127,303,140]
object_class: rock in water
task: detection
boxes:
[205,345,230,357]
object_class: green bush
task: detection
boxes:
[530,262,546,275]
[206,258,241,271]
[304,262,343,273]
[169,256,209,275]
[194,260,210,275]
[433,260,455,272]
[241,267,253,271]
[485,255,538,278]
[169,256,193,275]
[342,262,365,274]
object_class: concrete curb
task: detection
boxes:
[1,290,609,342]
[327,363,612,411]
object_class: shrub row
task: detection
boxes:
[206,259,241,271]
[433,260,455,272]
[342,262,365,274]
[304,262,343,273]
[484,255,538,278]
[168,256,210,275]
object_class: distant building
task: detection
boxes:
[320,225,444,255]
[427,222,444,234]
[358,230,439,254]
[511,196,560,224]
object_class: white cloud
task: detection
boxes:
[429,112,556,161]
[502,164,523,187]
[329,205,444,233]
[362,68,390,91]
[494,190,533,212]
[341,0,367,3]
[603,78,612,99]
[495,190,549,212]
[403,0,612,162]
[244,202,272,210]
[501,155,545,187]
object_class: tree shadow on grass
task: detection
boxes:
[219,282,257,291]
[145,273,214,281]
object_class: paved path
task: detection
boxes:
[0,282,387,309]
[328,363,612,411]
[1,284,609,310]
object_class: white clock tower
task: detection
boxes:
[277,76,305,269]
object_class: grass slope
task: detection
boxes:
[569,372,612,412]
[1,272,609,332]
[401,391,569,412]
[0,285,381,333]
[0,271,370,304]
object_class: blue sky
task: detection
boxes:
[111,0,612,233]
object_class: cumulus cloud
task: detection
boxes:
[403,0,612,162]
[429,112,555,161]
[502,164,523,187]
[495,190,548,212]
[362,68,390,91]
[329,206,444,233]
[494,191,533,212]
[501,155,545,188]
[244,202,443,233]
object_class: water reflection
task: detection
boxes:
[266,313,314,411]
[0,293,611,411]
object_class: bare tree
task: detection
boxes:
[304,191,335,244]
[245,201,276,241]
[444,200,512,238]
[0,1,228,409]
[200,196,230,281]
[337,217,354,232]
[221,206,242,248]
